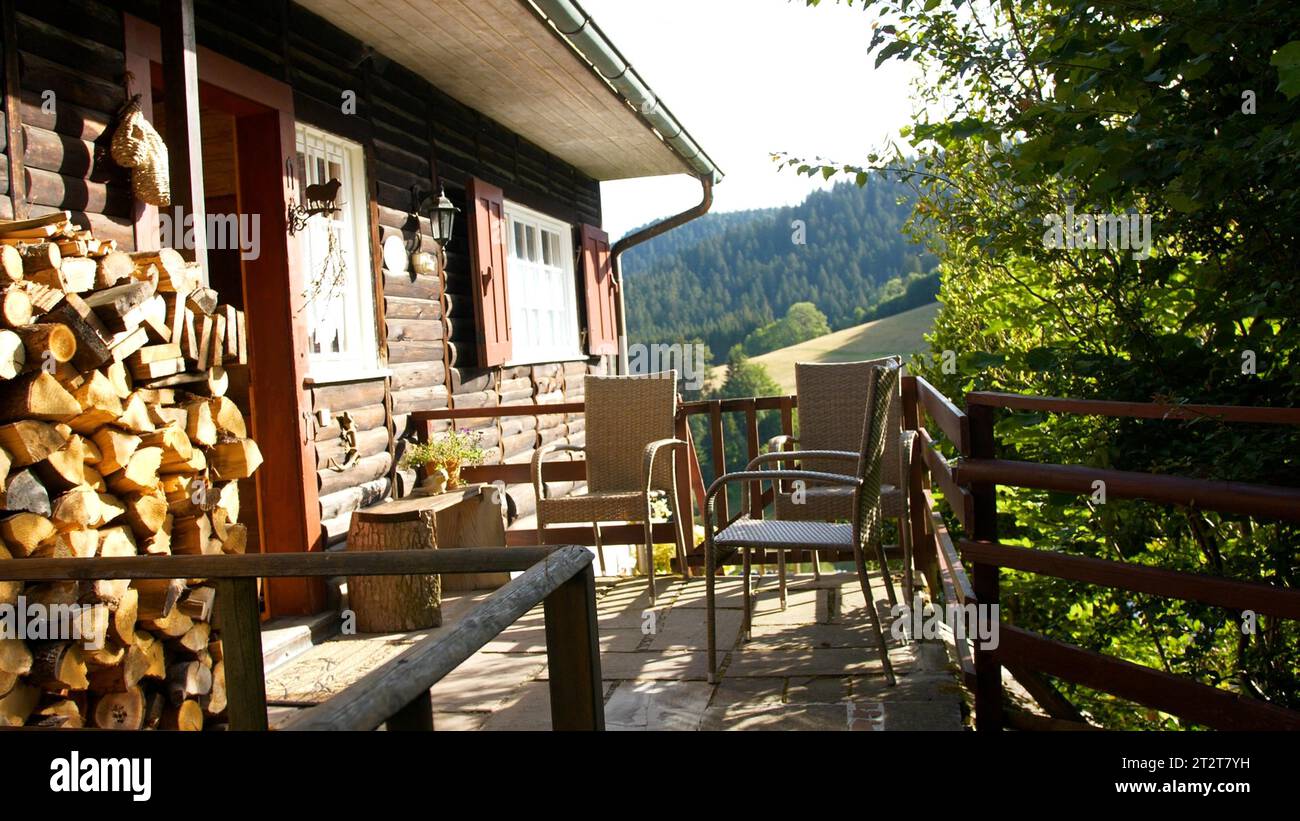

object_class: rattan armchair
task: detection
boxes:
[703,361,901,685]
[532,371,688,602]
[765,356,915,605]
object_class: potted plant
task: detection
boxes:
[399,428,485,493]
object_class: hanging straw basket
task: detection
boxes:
[111,97,171,207]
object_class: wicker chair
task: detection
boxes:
[766,356,915,606]
[532,371,688,602]
[703,361,901,685]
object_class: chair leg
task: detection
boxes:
[642,517,656,604]
[742,547,753,641]
[853,540,897,686]
[900,513,914,606]
[592,522,606,576]
[706,537,717,684]
[874,532,897,607]
[776,548,788,610]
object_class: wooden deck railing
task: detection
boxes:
[417,395,854,570]
[0,546,603,731]
[418,382,1300,731]
[901,375,977,681]
[904,383,1300,731]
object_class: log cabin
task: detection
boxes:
[0,0,721,617]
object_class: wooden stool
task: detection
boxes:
[345,485,506,631]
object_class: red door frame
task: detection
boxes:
[124,15,324,616]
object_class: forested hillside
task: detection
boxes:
[621,178,934,354]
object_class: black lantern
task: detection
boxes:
[431,186,458,249]
[411,184,459,249]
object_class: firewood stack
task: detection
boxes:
[0,212,260,730]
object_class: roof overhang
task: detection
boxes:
[294,0,721,183]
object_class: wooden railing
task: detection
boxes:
[900,375,977,683]
[420,383,1300,731]
[903,382,1300,731]
[0,546,603,731]
[418,395,865,570]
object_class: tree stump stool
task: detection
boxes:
[345,485,507,631]
[347,506,441,632]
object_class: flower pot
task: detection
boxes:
[445,464,464,489]
[418,465,450,494]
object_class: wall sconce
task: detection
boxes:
[287,158,343,235]
[410,184,459,249]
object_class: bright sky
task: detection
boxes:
[581,0,920,239]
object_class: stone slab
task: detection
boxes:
[604,680,714,731]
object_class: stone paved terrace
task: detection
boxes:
[263,571,967,731]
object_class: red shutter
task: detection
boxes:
[466,176,512,366]
[579,223,618,356]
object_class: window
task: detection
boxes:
[294,124,378,377]
[504,202,581,364]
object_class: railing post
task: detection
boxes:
[214,577,269,731]
[778,395,803,566]
[709,400,728,522]
[966,402,1001,730]
[967,403,997,540]
[543,563,605,730]
[744,400,767,570]
[972,561,1002,731]
[744,400,761,520]
[386,690,435,730]
[908,437,939,596]
[902,376,936,593]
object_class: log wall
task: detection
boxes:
[1,0,135,245]
[281,1,607,540]
[0,0,611,545]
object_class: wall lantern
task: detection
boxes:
[411,184,459,249]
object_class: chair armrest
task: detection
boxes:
[746,449,858,471]
[642,438,688,494]
[531,443,586,501]
[703,468,862,533]
[766,434,798,453]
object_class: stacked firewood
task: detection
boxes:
[0,212,261,730]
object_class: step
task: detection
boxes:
[260,608,340,674]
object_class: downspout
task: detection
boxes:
[610,176,713,374]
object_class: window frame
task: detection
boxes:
[502,200,583,366]
[294,123,381,383]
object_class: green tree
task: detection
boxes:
[719,345,783,401]
[791,0,1300,727]
[743,301,833,355]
